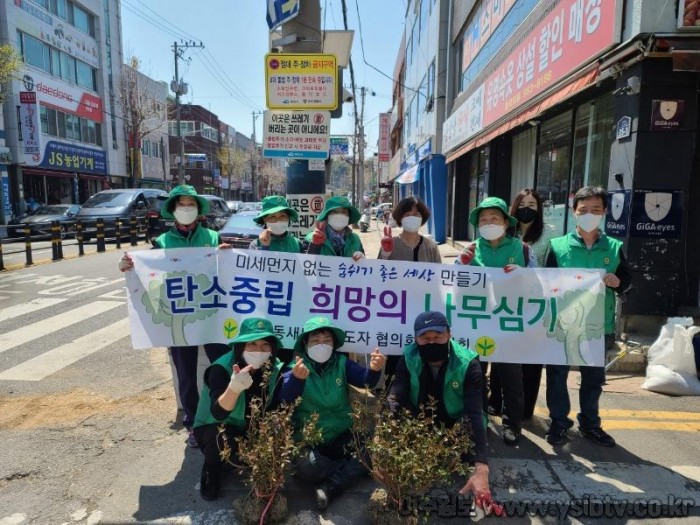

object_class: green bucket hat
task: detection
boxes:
[230,317,282,350]
[293,316,346,354]
[161,185,210,220]
[468,196,517,228]
[316,196,361,224]
[253,195,299,226]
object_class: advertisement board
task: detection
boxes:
[262,110,330,160]
[29,140,107,175]
[20,70,103,123]
[378,113,391,162]
[19,92,42,159]
[265,53,337,110]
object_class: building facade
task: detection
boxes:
[442,0,700,319]
[0,0,127,219]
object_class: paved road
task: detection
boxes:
[0,229,699,524]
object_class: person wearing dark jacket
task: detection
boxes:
[279,316,386,510]
[544,186,632,448]
[192,317,286,501]
[387,311,491,502]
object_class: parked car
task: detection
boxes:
[201,195,232,230]
[239,201,263,212]
[76,188,168,241]
[226,200,244,213]
[218,211,263,249]
[147,194,232,243]
[371,202,393,220]
[7,204,82,238]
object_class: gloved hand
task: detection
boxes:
[311,221,326,245]
[352,251,365,262]
[381,226,394,254]
[460,243,476,265]
[228,364,254,394]
[118,252,134,272]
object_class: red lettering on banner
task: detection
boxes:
[77,93,103,123]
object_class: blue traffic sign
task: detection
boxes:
[267,0,300,31]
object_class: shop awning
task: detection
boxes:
[396,164,419,185]
[22,168,75,178]
[445,66,599,164]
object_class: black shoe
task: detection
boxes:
[200,465,220,501]
[546,425,568,446]
[579,426,616,447]
[502,427,520,446]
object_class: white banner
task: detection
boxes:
[125,249,606,366]
[19,92,41,158]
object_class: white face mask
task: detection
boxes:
[267,221,289,235]
[402,216,422,233]
[478,224,505,241]
[243,351,271,369]
[307,343,333,363]
[327,214,350,231]
[575,213,603,233]
[173,206,199,226]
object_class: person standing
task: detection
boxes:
[544,186,632,447]
[249,195,303,253]
[119,185,231,448]
[306,196,365,261]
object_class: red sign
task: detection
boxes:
[481,0,618,130]
[378,113,391,162]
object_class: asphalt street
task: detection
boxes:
[0,226,699,524]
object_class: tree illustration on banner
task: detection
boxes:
[141,271,217,346]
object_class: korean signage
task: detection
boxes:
[378,113,391,162]
[443,0,620,153]
[630,190,684,239]
[1,173,12,221]
[650,100,686,130]
[263,110,330,160]
[287,193,325,238]
[329,137,349,155]
[20,70,103,123]
[265,53,338,110]
[678,0,700,29]
[605,190,631,237]
[125,249,606,366]
[461,0,518,72]
[19,91,42,158]
[14,0,99,68]
[31,140,107,175]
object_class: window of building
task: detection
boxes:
[22,33,49,71]
[200,124,219,142]
[87,120,97,144]
[39,104,101,146]
[420,0,429,34]
[49,0,68,20]
[168,121,195,136]
[417,75,426,116]
[76,60,93,90]
[426,61,435,109]
[72,4,91,35]
[57,112,66,138]
[60,52,76,83]
[50,48,61,77]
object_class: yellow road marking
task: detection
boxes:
[533,406,700,421]
[601,421,700,432]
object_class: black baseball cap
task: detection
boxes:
[414,311,450,337]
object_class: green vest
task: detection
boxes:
[471,236,525,267]
[155,224,219,249]
[404,340,478,419]
[254,233,302,253]
[304,229,363,257]
[193,353,284,430]
[293,354,351,444]
[549,232,622,334]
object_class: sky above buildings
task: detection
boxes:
[120,0,407,154]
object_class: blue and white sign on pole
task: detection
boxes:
[267,0,300,31]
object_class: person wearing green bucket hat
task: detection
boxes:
[249,195,303,253]
[278,316,386,509]
[455,195,536,448]
[306,196,365,260]
[192,317,285,501]
[118,185,233,450]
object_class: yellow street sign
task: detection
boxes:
[265,53,338,110]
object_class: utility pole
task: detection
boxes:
[358,86,366,208]
[251,110,263,201]
[171,40,203,185]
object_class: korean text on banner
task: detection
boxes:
[125,248,606,366]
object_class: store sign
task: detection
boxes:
[1,173,12,221]
[650,100,686,130]
[616,116,631,140]
[265,53,337,110]
[678,0,700,29]
[186,153,207,162]
[443,0,620,153]
[20,70,103,123]
[630,190,683,239]
[262,110,330,160]
[33,140,107,175]
[329,136,349,155]
[308,159,325,171]
[19,91,42,158]
[14,0,99,68]
[605,190,631,237]
[378,113,391,162]
[461,0,518,72]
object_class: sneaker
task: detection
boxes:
[579,426,616,447]
[200,465,220,501]
[502,427,520,446]
[315,485,329,510]
[545,425,568,446]
[186,428,199,448]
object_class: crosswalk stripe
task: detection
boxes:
[0,298,67,323]
[0,301,122,354]
[0,318,130,381]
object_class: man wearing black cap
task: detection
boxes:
[387,311,490,501]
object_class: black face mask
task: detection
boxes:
[417,342,449,363]
[515,207,537,224]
